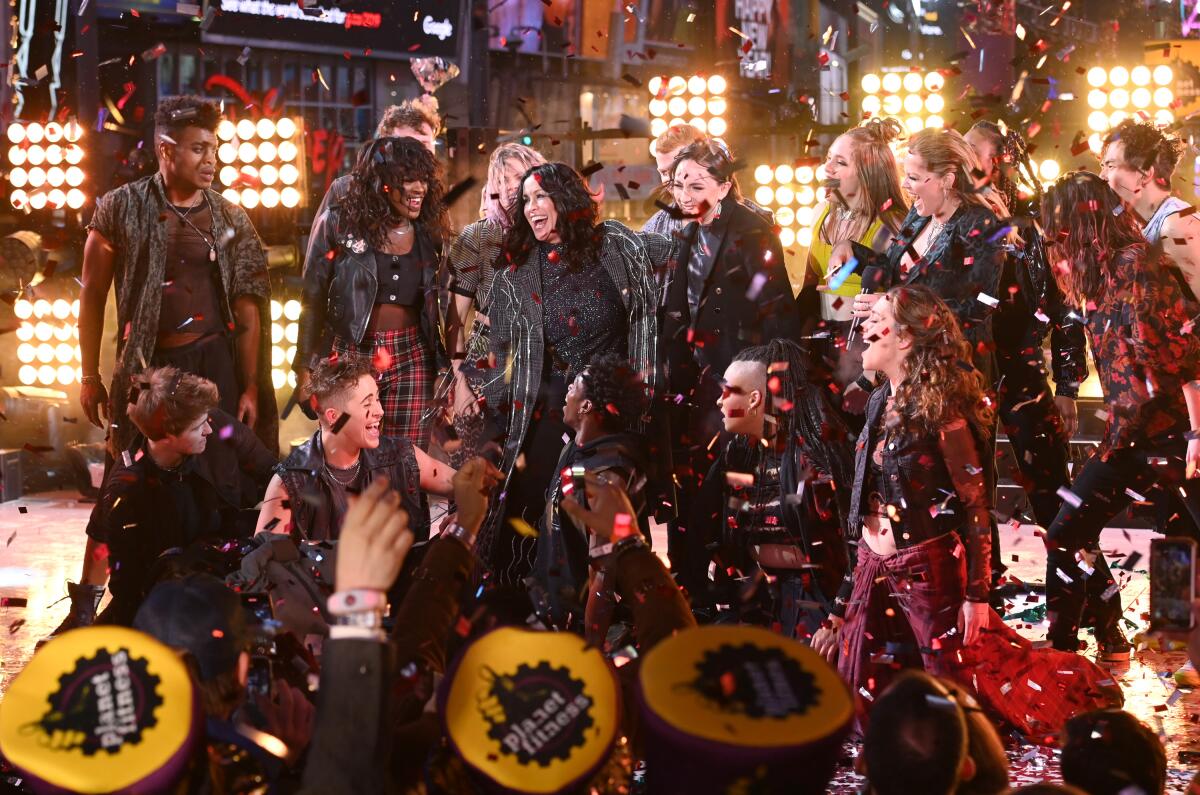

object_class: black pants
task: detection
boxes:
[1045,439,1200,646]
[669,382,725,601]
[996,364,1071,529]
[152,333,240,416]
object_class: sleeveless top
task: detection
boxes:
[1142,195,1191,244]
[806,203,886,319]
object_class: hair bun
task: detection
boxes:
[863,117,904,145]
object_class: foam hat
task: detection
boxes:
[637,624,853,794]
[0,626,201,794]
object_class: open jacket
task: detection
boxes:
[88,174,278,454]
[296,204,447,373]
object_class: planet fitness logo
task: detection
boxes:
[689,643,819,719]
[478,661,593,767]
[30,648,162,755]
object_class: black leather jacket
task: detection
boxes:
[296,203,446,373]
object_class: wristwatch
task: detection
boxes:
[328,588,387,616]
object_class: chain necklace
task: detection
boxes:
[166,193,217,262]
[323,456,362,487]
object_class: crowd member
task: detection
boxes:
[815,286,1119,731]
[532,353,651,633]
[642,122,706,239]
[309,98,441,224]
[80,95,277,455]
[1040,171,1200,658]
[478,162,668,585]
[74,367,276,626]
[1100,118,1200,301]
[134,575,315,786]
[296,137,451,445]
[956,704,1011,795]
[830,127,1005,386]
[965,121,1086,532]
[257,353,453,542]
[662,139,800,596]
[1060,709,1167,795]
[797,117,908,398]
[697,338,852,638]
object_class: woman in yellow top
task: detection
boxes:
[799,118,909,404]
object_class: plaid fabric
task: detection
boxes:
[334,326,433,447]
[839,533,1120,736]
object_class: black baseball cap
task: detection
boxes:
[133,574,251,682]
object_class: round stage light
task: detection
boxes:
[775,207,795,227]
[238,142,257,163]
[1154,65,1174,85]
[46,189,65,209]
[797,186,816,205]
[797,206,815,227]
[280,187,301,208]
[779,227,795,247]
[1109,110,1128,127]
[881,73,902,93]
[276,117,298,139]
[25,147,44,166]
[44,122,63,143]
[708,117,727,136]
[278,141,298,162]
[222,188,241,205]
[1087,110,1110,131]
[236,119,256,140]
[862,73,881,94]
[37,364,55,385]
[33,300,50,318]
[55,342,73,363]
[28,192,47,210]
[15,325,31,342]
[1131,87,1152,109]
[903,94,923,114]
[689,117,708,133]
[46,167,65,187]
[272,346,285,368]
[36,343,53,363]
[647,75,664,96]
[258,141,277,162]
[51,299,70,320]
[271,323,284,344]
[286,346,295,364]
[667,96,687,117]
[687,96,706,116]
[64,145,83,165]
[1131,65,1151,87]
[65,166,84,187]
[256,118,276,139]
[754,165,773,185]
[1040,159,1061,181]
[63,121,82,142]
[862,95,882,115]
[217,119,236,141]
[754,185,774,206]
[650,118,668,137]
[272,370,286,390]
[667,75,687,96]
[688,75,706,95]
[42,145,60,164]
[882,95,903,115]
[775,185,795,206]
[1155,109,1175,126]
[27,168,46,187]
[17,343,33,362]
[33,322,51,341]
[270,300,283,321]
[285,323,298,344]
[707,75,727,95]
[707,97,727,116]
[905,116,924,133]
[1154,87,1174,108]
[260,187,280,208]
[774,164,794,184]
[9,168,27,188]
[24,124,44,144]
[797,227,813,247]
[902,72,923,93]
[925,72,945,92]
[1086,66,1108,87]
[283,300,302,321]
[57,364,75,385]
[53,324,71,341]
[14,300,32,320]
[259,165,279,186]
[240,189,260,209]
[218,144,237,164]
[925,94,945,114]
[7,123,24,144]
[648,98,667,117]
[66,189,86,209]
[9,190,27,209]
[796,166,814,184]
[220,166,240,186]
[7,146,25,166]
[1109,66,1129,87]
[1109,88,1129,109]
[18,365,35,385]
[1087,89,1108,110]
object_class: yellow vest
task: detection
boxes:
[805,203,885,298]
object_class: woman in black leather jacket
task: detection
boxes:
[965,121,1088,530]
[295,136,451,446]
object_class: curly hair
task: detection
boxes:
[968,120,1043,215]
[310,352,374,413]
[154,95,220,146]
[578,353,649,432]
[376,98,440,138]
[1040,170,1149,305]
[341,136,451,248]
[127,366,219,440]
[1103,118,1186,185]
[886,285,994,434]
[498,162,602,273]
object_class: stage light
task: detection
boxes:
[903,94,923,114]
[37,365,54,385]
[1154,87,1173,107]
[9,190,27,209]
[797,186,816,205]
[775,207,795,227]
[862,73,881,94]
[1154,65,1174,85]
[17,343,33,362]
[905,116,924,133]
[1155,109,1175,126]
[7,123,24,144]
[280,187,301,208]
[754,185,774,206]
[707,75,727,95]
[15,326,31,342]
[1132,87,1152,109]
[64,145,83,165]
[689,117,708,133]
[797,206,815,227]
[779,228,795,247]
[667,75,687,95]
[221,189,240,205]
[260,188,280,208]
[284,323,298,344]
[53,324,71,341]
[667,96,687,117]
[284,300,300,321]
[46,190,65,210]
[45,145,63,165]
[259,165,278,186]
[56,364,74,385]
[217,119,236,141]
[1087,89,1107,110]
[707,97,727,116]
[862,95,882,115]
[1040,159,1061,181]
[33,323,51,342]
[925,72,945,91]
[1087,67,1107,87]
[796,166,814,184]
[33,300,50,318]
[272,346,284,368]
[708,117,727,136]
[925,94,945,114]
[650,118,668,137]
[14,300,32,320]
[278,141,298,162]
[256,118,276,139]
[271,370,286,390]
[218,144,237,164]
[754,165,774,185]
[902,72,923,92]
[36,343,53,363]
[51,299,70,320]
[1109,66,1129,87]
[276,117,297,139]
[8,146,24,166]
[238,142,257,163]
[64,188,84,210]
[54,342,73,363]
[688,75,706,95]
[1087,110,1109,131]
[687,96,706,116]
[649,98,667,117]
[775,185,794,205]
[1131,65,1151,87]
[881,73,902,93]
[241,189,260,209]
[1109,89,1129,109]
[797,228,813,247]
[774,164,794,184]
[44,122,62,143]
[17,365,34,385]
[9,168,27,189]
[882,95,903,115]
[1109,110,1128,127]
[271,323,284,344]
[258,141,277,162]
[25,124,44,144]
[46,168,64,187]
[28,192,46,210]
[26,147,44,166]
[236,119,256,140]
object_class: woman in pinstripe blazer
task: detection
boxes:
[476,162,672,584]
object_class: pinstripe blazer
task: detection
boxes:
[481,220,671,478]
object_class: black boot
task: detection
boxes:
[48,582,105,637]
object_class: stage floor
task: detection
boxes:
[0,493,1196,792]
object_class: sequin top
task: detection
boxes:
[538,242,628,381]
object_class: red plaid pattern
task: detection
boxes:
[333,326,433,446]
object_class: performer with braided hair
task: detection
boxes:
[696,338,853,639]
[966,121,1088,531]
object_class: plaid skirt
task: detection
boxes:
[333,326,433,447]
[839,532,1121,737]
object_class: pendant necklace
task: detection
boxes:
[167,193,217,262]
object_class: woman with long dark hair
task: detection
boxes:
[295,136,451,446]
[814,285,1119,732]
[700,338,853,638]
[1040,171,1200,658]
[965,121,1088,531]
[477,162,668,584]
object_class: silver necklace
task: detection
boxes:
[166,193,217,262]
[323,456,361,486]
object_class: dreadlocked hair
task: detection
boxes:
[731,339,854,493]
[1040,170,1150,305]
[886,286,994,436]
[497,162,602,274]
[578,353,650,433]
[342,136,451,249]
[969,120,1042,217]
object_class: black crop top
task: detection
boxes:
[374,248,423,307]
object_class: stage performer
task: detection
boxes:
[797,117,908,402]
[1040,171,1200,659]
[296,136,451,446]
[257,353,453,542]
[478,162,668,585]
[697,338,853,638]
[79,95,277,456]
[965,120,1087,530]
[814,285,1120,734]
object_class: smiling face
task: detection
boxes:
[498,158,527,211]
[166,413,213,457]
[717,360,766,436]
[824,134,861,202]
[563,372,589,431]
[672,159,731,224]
[522,174,561,243]
[1099,140,1144,204]
[902,151,952,217]
[964,128,1000,187]
[387,178,427,221]
[323,374,384,450]
[860,294,910,375]
[160,125,217,192]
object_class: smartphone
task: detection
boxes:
[240,593,275,626]
[571,466,588,510]
[246,655,273,700]
[1149,537,1197,633]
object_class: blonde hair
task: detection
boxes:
[652,124,705,158]
[479,142,546,227]
[906,128,992,211]
[827,117,910,240]
[127,366,219,441]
